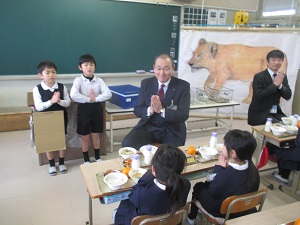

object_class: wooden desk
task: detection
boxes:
[225,201,300,225]
[80,148,217,225]
[106,100,239,152]
[251,125,300,200]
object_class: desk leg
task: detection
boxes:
[229,106,234,130]
[89,195,93,225]
[110,114,114,153]
[215,108,219,127]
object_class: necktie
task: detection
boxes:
[158,84,165,101]
[273,73,277,78]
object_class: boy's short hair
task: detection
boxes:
[37,61,57,74]
[266,50,284,62]
[78,54,97,67]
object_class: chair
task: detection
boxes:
[131,203,189,225]
[192,187,268,225]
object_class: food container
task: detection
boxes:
[215,143,224,152]
[281,117,292,125]
[140,145,158,155]
[129,168,147,183]
[271,126,287,136]
[199,146,218,160]
[109,85,140,109]
[118,147,137,159]
[284,125,298,135]
[206,87,234,103]
[103,172,128,190]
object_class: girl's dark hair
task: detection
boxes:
[151,144,186,216]
[223,129,259,190]
[37,61,57,74]
[78,54,96,67]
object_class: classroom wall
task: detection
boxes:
[1,0,299,115]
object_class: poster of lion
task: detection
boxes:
[178,31,300,116]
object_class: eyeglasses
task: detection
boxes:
[155,66,171,72]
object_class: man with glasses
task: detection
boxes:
[122,54,190,149]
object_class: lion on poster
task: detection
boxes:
[188,38,287,103]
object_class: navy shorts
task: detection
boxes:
[77,102,103,135]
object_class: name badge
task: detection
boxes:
[270,105,277,114]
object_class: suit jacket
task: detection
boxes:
[114,170,191,225]
[133,76,190,143]
[248,69,292,126]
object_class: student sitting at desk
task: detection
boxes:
[33,61,71,176]
[186,130,260,225]
[113,144,191,225]
[273,127,300,185]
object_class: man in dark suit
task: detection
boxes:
[122,54,190,149]
[248,49,292,126]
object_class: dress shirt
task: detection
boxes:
[33,81,71,111]
[70,74,112,103]
[267,68,282,89]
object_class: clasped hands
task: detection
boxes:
[50,91,61,104]
[149,95,163,114]
[273,71,285,87]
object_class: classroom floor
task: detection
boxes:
[0,117,298,225]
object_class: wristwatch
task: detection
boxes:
[160,108,165,116]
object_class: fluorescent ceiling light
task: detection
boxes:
[263,9,296,17]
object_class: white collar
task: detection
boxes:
[41,81,58,91]
[267,68,277,78]
[154,178,166,190]
[158,78,171,88]
[228,160,249,170]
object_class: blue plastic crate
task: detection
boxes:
[109,85,140,109]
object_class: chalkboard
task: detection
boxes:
[0,0,181,75]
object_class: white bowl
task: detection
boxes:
[215,143,224,152]
[271,126,287,136]
[140,145,158,155]
[129,168,147,183]
[285,125,298,135]
[103,172,128,190]
[118,147,137,159]
[199,146,218,160]
[281,117,292,125]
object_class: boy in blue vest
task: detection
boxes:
[70,54,112,163]
[33,61,71,176]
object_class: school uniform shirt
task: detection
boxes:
[33,81,71,111]
[114,170,191,225]
[192,160,260,218]
[70,74,112,103]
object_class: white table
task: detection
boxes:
[106,101,239,152]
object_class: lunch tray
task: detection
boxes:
[184,149,218,164]
[261,128,297,138]
[96,172,135,195]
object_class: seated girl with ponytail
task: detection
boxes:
[114,144,191,225]
[187,129,260,225]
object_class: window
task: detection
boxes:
[263,0,297,17]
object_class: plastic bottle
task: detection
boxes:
[131,154,140,170]
[264,118,272,132]
[144,145,153,165]
[209,132,218,148]
[291,114,299,127]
